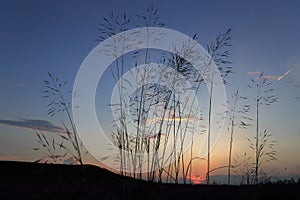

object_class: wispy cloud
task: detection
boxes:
[0,118,65,133]
[146,116,200,123]
[262,74,281,80]
[247,70,261,75]
[277,68,294,80]
[247,68,294,81]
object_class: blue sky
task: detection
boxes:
[1,0,300,180]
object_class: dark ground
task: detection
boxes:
[0,161,298,200]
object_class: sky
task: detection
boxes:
[1,0,300,183]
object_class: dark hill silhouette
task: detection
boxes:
[0,161,298,199]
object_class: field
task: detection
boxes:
[0,161,298,200]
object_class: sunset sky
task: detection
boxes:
[1,0,300,183]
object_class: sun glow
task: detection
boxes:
[190,175,206,184]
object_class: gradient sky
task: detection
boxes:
[1,0,300,182]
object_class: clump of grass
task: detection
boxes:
[96,6,238,185]
[43,72,84,165]
[97,5,175,180]
[38,73,91,194]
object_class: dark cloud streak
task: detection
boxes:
[0,118,65,133]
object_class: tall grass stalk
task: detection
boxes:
[205,28,232,184]
[98,10,132,176]
[226,90,250,185]
[247,72,278,184]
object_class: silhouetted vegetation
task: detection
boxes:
[247,72,278,184]
[32,5,282,189]
[42,72,85,165]
[226,90,250,185]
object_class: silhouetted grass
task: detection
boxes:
[33,5,280,188]
[205,28,232,184]
[226,90,250,185]
[42,72,84,165]
[247,72,278,184]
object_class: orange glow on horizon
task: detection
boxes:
[190,174,206,184]
[0,155,30,160]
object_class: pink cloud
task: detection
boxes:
[248,68,294,81]
[247,70,261,75]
